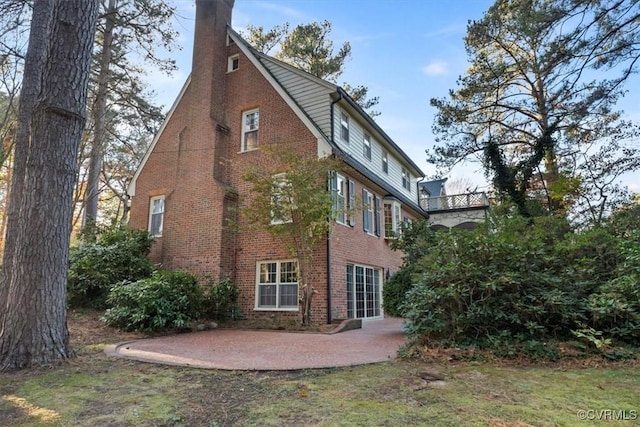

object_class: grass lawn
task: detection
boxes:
[0,310,638,426]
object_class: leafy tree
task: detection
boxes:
[429,0,640,219]
[242,21,380,117]
[242,147,343,325]
[0,0,99,371]
[81,0,177,236]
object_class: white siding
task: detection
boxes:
[333,107,415,200]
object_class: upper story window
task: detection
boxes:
[330,172,355,226]
[382,151,388,174]
[362,189,381,236]
[148,195,165,237]
[363,134,372,160]
[241,109,259,152]
[227,54,239,72]
[271,174,293,225]
[340,112,349,142]
[383,199,402,239]
[401,167,411,191]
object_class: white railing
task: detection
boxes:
[420,192,489,212]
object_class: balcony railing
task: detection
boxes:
[420,192,490,212]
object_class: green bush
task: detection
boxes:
[382,268,414,317]
[68,225,154,308]
[201,277,240,321]
[587,231,640,343]
[399,211,636,357]
[102,270,202,332]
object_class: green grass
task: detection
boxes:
[1,355,638,426]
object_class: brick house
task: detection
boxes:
[127,0,428,324]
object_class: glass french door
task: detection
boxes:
[346,264,381,319]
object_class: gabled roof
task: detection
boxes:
[130,26,426,209]
[419,178,448,197]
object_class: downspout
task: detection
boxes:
[326,92,343,324]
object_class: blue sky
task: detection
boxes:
[152,0,639,194]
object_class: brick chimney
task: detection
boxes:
[191,0,234,123]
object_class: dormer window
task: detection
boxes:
[228,54,239,72]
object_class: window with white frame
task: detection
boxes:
[241,109,259,151]
[363,189,373,233]
[401,167,411,191]
[346,264,381,319]
[340,112,349,142]
[363,134,372,160]
[331,172,346,224]
[271,173,293,224]
[383,199,402,239]
[227,54,239,72]
[363,190,381,236]
[382,151,388,174]
[148,196,165,237]
[256,260,298,310]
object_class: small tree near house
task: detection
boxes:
[242,147,344,326]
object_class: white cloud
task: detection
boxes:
[422,60,449,76]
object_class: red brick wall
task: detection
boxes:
[328,172,416,321]
[128,0,419,325]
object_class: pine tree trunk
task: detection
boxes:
[0,0,53,312]
[0,0,99,371]
[83,0,116,236]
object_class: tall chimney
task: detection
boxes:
[191,0,234,123]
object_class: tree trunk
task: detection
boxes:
[83,0,116,238]
[0,0,54,312]
[0,0,99,371]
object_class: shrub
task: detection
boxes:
[587,231,640,343]
[201,277,240,321]
[68,225,154,308]
[102,270,202,332]
[382,268,414,317]
[399,211,633,357]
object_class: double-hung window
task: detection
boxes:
[331,172,355,226]
[363,134,372,160]
[362,190,380,235]
[382,151,388,174]
[401,167,411,191]
[271,173,293,224]
[256,260,298,310]
[340,112,349,142]
[148,196,165,237]
[241,109,259,151]
[383,199,402,239]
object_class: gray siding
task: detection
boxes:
[333,106,416,201]
[259,56,334,137]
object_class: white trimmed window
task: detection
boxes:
[363,189,381,236]
[340,112,349,142]
[331,172,346,224]
[401,167,411,191]
[346,264,382,319]
[382,151,388,174]
[227,54,239,72]
[241,109,259,152]
[363,134,372,160]
[256,260,298,310]
[148,196,165,237]
[383,199,402,239]
[271,173,293,224]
